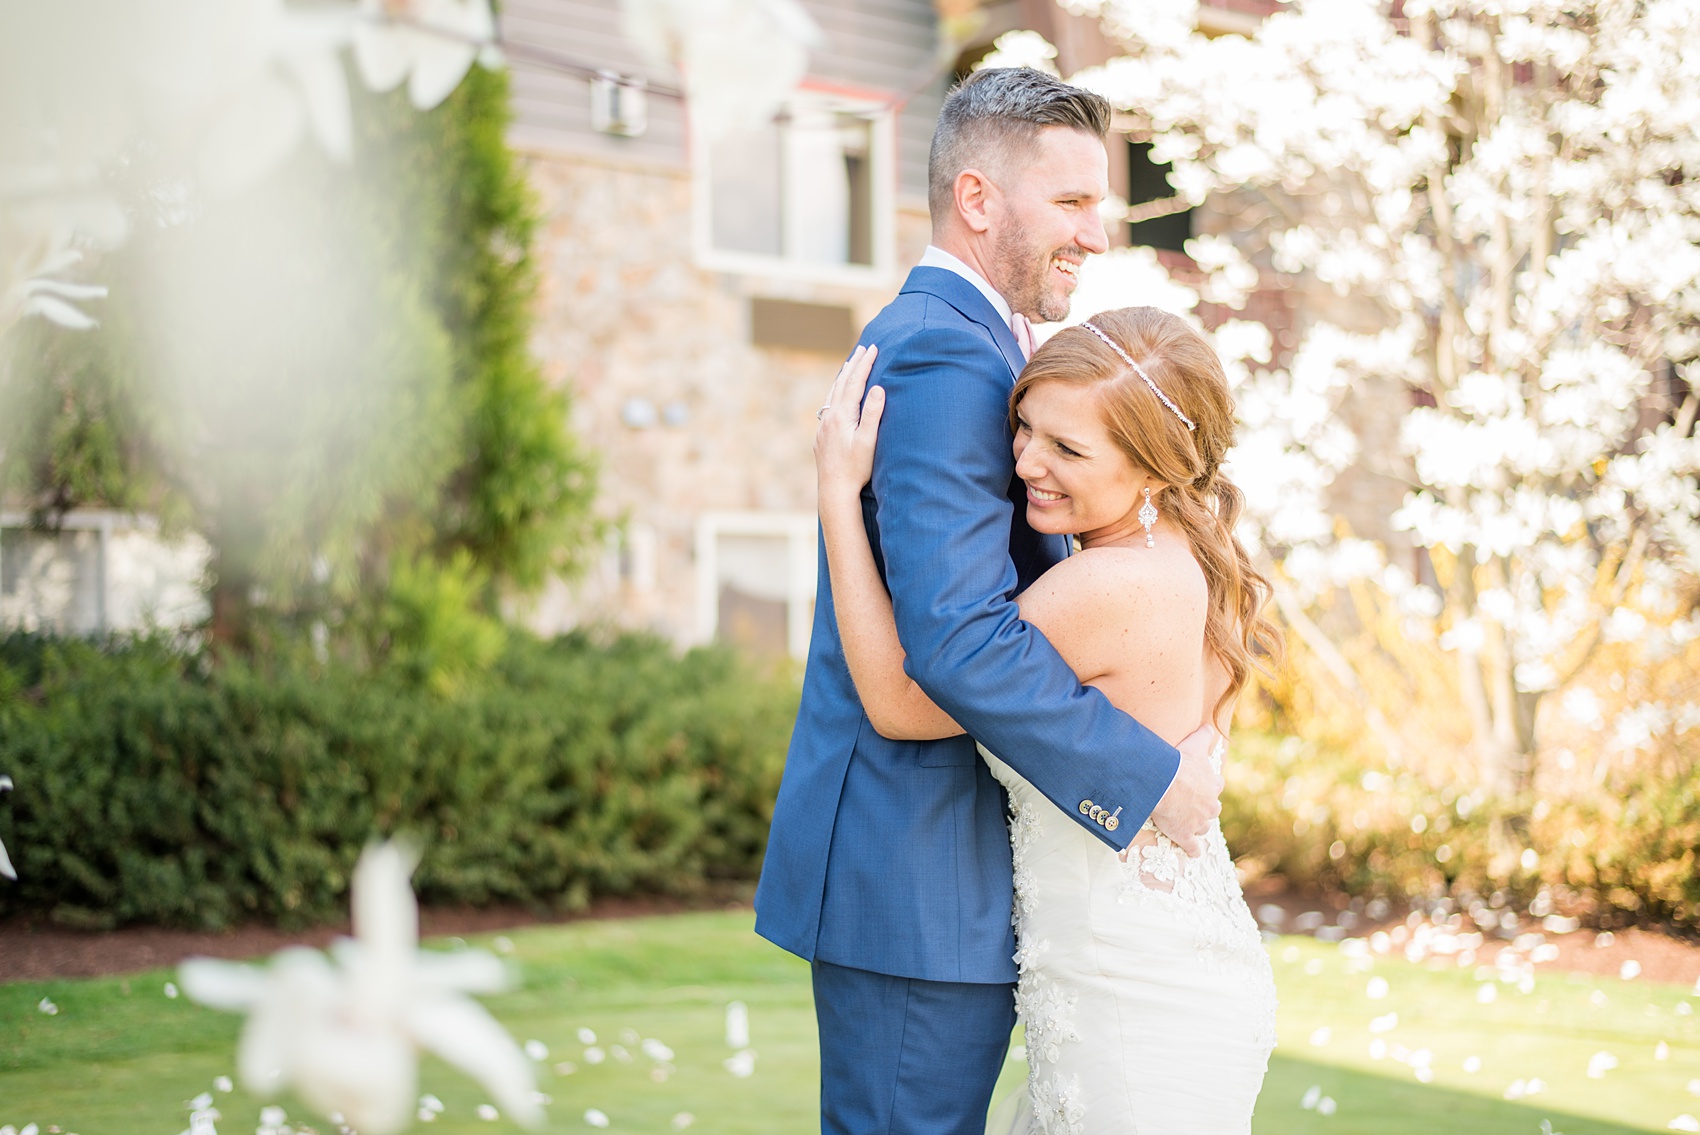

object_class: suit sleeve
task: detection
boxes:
[866,317,1180,850]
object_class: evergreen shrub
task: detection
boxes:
[0,632,796,930]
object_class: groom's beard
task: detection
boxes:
[993,222,1079,324]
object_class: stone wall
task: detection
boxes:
[515,148,933,648]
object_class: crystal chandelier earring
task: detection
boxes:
[1139,487,1158,548]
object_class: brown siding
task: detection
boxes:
[498,0,943,200]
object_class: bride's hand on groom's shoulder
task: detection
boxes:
[814,344,884,498]
[1144,723,1225,859]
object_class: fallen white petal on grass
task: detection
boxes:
[577,1027,597,1045]
[583,1109,609,1129]
[1369,1012,1398,1033]
[1671,1117,1700,1133]
[213,1075,233,1093]
[726,1001,750,1049]
[1690,1078,1700,1096]
[1317,1096,1337,1116]
[1477,983,1498,1004]
[671,1114,696,1131]
[554,1062,577,1076]
[524,1040,549,1061]
[642,1038,675,1062]
[492,936,514,955]
[1366,976,1389,999]
[165,982,179,999]
[1622,960,1643,980]
[36,999,57,1016]
[1309,1027,1332,1046]
[1590,989,1610,1008]
[477,1104,499,1121]
[1463,1056,1482,1073]
[1301,1085,1322,1110]
[1658,1042,1671,1060]
[260,1106,288,1127]
[1368,1039,1388,1060]
[583,1047,606,1065]
[723,1049,757,1078]
[1587,1051,1619,1078]
[610,1045,631,1063]
[420,1095,444,1115]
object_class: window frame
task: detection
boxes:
[690,82,898,287]
[694,510,818,660]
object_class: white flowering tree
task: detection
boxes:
[1053,0,1700,870]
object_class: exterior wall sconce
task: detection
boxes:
[592,71,647,137]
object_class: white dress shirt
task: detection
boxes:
[918,245,1014,330]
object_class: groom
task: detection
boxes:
[755,68,1223,1134]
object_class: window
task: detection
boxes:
[695,90,895,283]
[1127,139,1193,252]
[0,511,209,635]
[695,512,817,660]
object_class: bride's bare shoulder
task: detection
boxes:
[1017,543,1207,656]
[1031,543,1205,610]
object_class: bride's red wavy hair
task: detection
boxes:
[1010,306,1282,718]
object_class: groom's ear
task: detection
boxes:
[954,168,997,234]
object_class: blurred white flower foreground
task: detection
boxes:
[0,0,499,337]
[0,775,14,880]
[180,843,541,1135]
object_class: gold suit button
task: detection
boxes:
[1078,800,1093,816]
[1089,805,1104,823]
[1105,816,1119,832]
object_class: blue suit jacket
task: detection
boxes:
[753,266,1181,984]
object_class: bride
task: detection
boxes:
[813,305,1282,1134]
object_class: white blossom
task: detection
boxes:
[618,0,821,141]
[353,0,500,112]
[0,0,501,337]
[179,842,541,1135]
[0,775,13,880]
[974,30,1061,77]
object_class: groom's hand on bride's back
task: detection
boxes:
[1146,724,1224,858]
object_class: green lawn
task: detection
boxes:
[3,912,1697,1134]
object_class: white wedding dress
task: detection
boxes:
[979,744,1276,1135]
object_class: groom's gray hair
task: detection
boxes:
[928,67,1113,222]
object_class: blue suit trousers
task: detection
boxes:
[813,960,1017,1135]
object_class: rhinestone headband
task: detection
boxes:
[1077,320,1196,432]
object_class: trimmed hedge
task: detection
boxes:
[0,633,796,930]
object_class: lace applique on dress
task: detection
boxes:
[1029,1070,1087,1135]
[1006,792,1087,1135]
[1117,820,1267,975]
